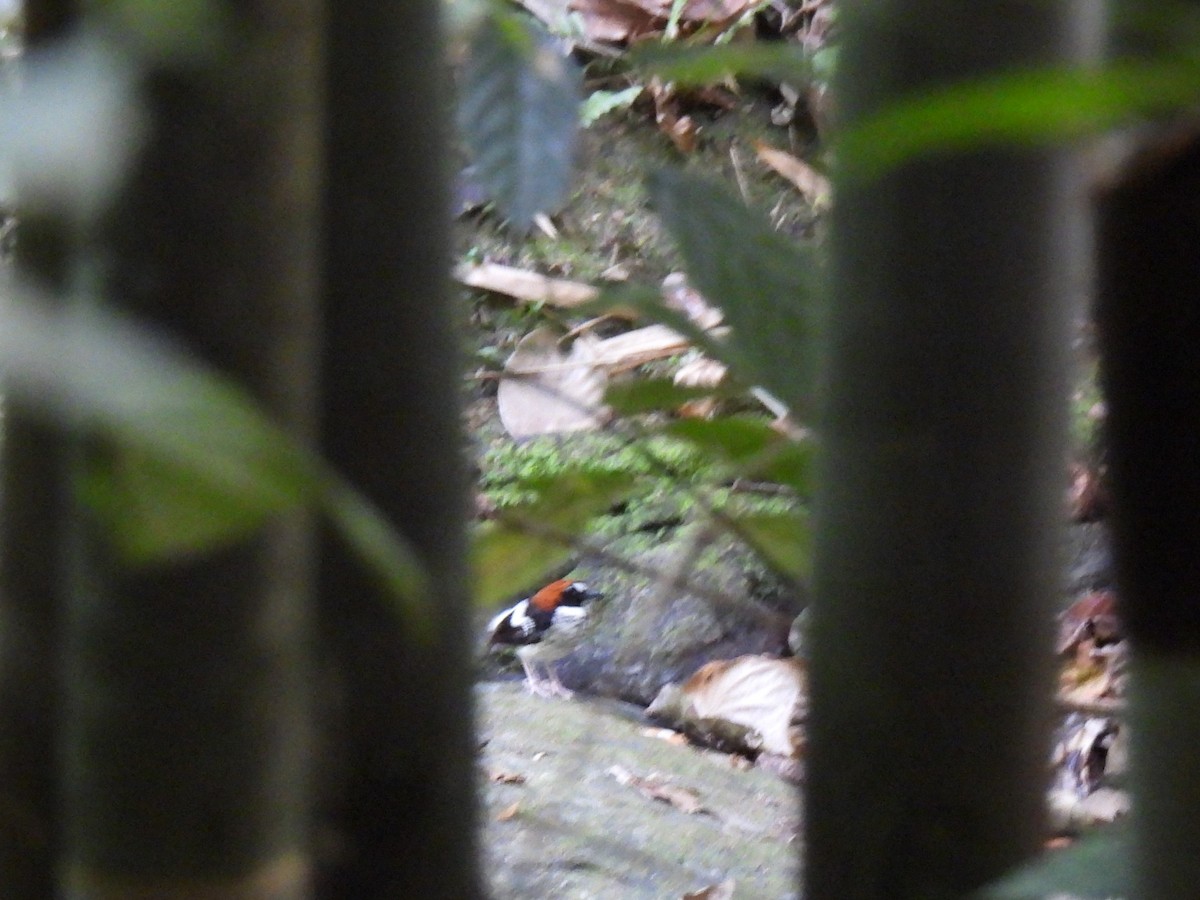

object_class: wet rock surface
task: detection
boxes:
[479,533,799,705]
[476,682,801,899]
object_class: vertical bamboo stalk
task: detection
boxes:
[1096,127,1200,900]
[317,0,480,896]
[806,3,1083,895]
[63,4,321,895]
[0,2,81,895]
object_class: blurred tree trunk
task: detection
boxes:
[316,1,480,896]
[0,2,80,896]
[806,3,1084,896]
[64,2,320,895]
[1097,126,1200,899]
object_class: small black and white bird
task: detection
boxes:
[486,579,603,698]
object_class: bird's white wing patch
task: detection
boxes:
[487,600,532,634]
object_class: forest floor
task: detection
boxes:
[457,24,1119,900]
[458,75,819,899]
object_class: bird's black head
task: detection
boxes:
[559,581,603,606]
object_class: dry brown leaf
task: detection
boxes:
[607,764,709,815]
[674,356,727,389]
[487,768,527,785]
[592,323,693,373]
[1057,590,1119,655]
[568,0,660,42]
[662,272,724,329]
[568,0,755,42]
[683,878,736,900]
[753,140,831,210]
[496,801,521,822]
[455,261,599,308]
[650,656,807,757]
[1067,461,1107,522]
[650,78,699,154]
[641,726,690,745]
[498,327,609,438]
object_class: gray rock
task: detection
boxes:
[557,538,794,704]
[477,682,801,899]
[1064,521,1115,597]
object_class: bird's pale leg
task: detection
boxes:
[518,648,572,699]
[544,664,573,698]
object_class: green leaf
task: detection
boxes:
[472,467,637,606]
[472,524,573,608]
[459,11,581,229]
[665,417,814,495]
[727,508,813,582]
[0,293,432,627]
[95,0,229,65]
[510,467,638,531]
[629,42,811,86]
[321,476,433,636]
[604,378,736,414]
[837,58,1200,182]
[79,444,303,563]
[647,168,822,418]
[974,824,1131,899]
[580,85,644,127]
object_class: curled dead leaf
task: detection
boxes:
[648,655,807,758]
[498,327,610,438]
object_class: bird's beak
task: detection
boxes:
[583,590,603,602]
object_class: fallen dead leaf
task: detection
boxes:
[674,356,727,389]
[497,327,609,438]
[496,801,521,822]
[651,78,699,154]
[683,878,736,900]
[567,0,756,43]
[1057,590,1120,655]
[753,140,831,210]
[592,323,695,373]
[607,764,709,815]
[662,272,724,329]
[455,261,600,309]
[1067,460,1107,522]
[487,768,527,785]
[568,0,659,42]
[649,656,807,757]
[641,726,690,745]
